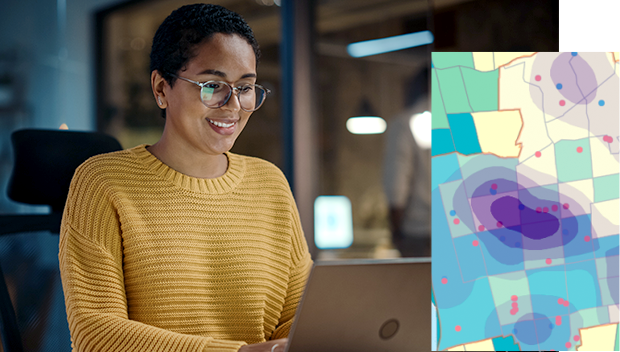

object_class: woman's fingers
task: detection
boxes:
[238,338,288,352]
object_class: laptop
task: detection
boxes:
[285,257,431,352]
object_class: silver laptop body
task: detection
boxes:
[285,257,431,352]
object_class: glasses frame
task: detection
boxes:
[169,73,271,112]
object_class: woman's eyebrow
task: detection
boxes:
[198,69,226,77]
[198,69,256,80]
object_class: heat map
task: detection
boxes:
[431,52,620,351]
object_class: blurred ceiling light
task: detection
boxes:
[409,111,431,149]
[347,30,434,58]
[346,117,387,135]
[347,98,385,134]
[59,123,68,130]
[274,0,281,6]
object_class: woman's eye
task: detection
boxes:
[239,86,254,94]
[205,83,221,90]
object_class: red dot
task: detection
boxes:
[510,308,518,315]
[535,151,542,158]
[584,235,591,242]
[574,335,580,342]
[491,183,498,190]
[536,207,542,213]
[564,300,569,307]
[560,100,566,106]
[604,135,611,143]
[478,225,485,232]
[455,325,461,332]
[558,298,564,305]
[566,342,571,349]
[552,205,558,212]
[563,203,570,209]
[556,316,562,325]
[546,258,552,265]
[511,295,518,301]
[453,218,460,225]
[543,207,549,213]
[496,221,503,228]
[577,146,583,153]
[535,75,541,81]
[441,278,448,284]
[472,240,479,247]
[512,302,518,308]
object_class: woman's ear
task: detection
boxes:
[151,70,168,109]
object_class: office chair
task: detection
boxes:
[0,129,122,352]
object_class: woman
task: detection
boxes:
[59,4,312,352]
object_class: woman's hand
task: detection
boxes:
[238,338,287,352]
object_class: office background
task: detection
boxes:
[0,0,557,350]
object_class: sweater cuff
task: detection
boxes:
[203,338,247,352]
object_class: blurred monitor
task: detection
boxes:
[314,195,354,249]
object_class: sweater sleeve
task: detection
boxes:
[58,160,247,352]
[270,195,313,340]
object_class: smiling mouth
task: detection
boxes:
[207,118,237,128]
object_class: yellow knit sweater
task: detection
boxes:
[59,145,313,352]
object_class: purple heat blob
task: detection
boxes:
[550,52,598,104]
[490,196,521,228]
[490,196,559,240]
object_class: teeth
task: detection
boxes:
[208,119,235,128]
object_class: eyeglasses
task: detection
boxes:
[170,74,270,112]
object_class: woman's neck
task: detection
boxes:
[146,137,228,179]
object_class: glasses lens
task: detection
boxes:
[238,85,267,112]
[201,82,231,108]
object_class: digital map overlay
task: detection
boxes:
[431,52,620,351]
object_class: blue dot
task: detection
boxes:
[490,189,497,195]
[556,83,563,90]
[549,323,554,329]
[599,100,605,106]
[518,204,525,210]
[571,52,578,56]
[563,229,569,235]
[500,236,506,242]
[450,210,456,216]
[515,242,521,248]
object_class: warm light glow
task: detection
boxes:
[314,195,353,249]
[59,123,68,130]
[347,31,434,58]
[409,111,431,149]
[346,116,387,135]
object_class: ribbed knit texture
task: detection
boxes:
[59,145,312,352]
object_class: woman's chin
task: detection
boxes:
[205,139,237,155]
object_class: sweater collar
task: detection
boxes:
[131,144,245,194]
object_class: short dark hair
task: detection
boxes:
[150,4,261,117]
